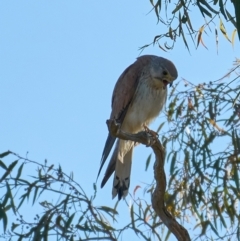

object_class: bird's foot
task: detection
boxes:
[143,124,159,147]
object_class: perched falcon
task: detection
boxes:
[98,55,178,200]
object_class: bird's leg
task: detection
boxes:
[143,124,159,147]
[143,124,159,138]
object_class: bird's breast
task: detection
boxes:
[122,80,167,133]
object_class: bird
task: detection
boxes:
[97,55,178,200]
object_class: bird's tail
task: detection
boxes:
[112,140,134,200]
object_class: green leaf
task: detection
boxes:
[17,193,28,209]
[156,122,165,133]
[199,0,218,14]
[197,2,212,18]
[164,229,172,241]
[0,203,8,232]
[76,224,87,231]
[232,0,240,40]
[64,213,75,232]
[130,205,135,230]
[215,202,227,228]
[226,9,237,28]
[157,0,161,13]
[233,164,240,191]
[97,206,118,215]
[0,151,11,158]
[6,182,16,215]
[16,163,24,180]
[172,2,183,14]
[179,20,190,52]
[219,0,227,19]
[11,222,20,231]
[209,220,220,237]
[0,160,18,182]
[143,205,151,222]
[63,195,70,212]
[0,160,7,170]
[32,187,39,205]
[2,187,9,207]
[170,151,177,174]
[145,153,152,171]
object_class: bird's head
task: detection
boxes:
[149,56,178,89]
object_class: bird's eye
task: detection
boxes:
[163,70,168,75]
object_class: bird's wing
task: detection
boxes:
[110,55,155,121]
[97,55,154,179]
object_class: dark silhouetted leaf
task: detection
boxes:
[0,203,8,232]
[145,153,152,171]
[0,151,11,158]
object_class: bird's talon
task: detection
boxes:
[146,134,156,147]
[143,124,159,140]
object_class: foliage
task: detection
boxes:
[144,0,239,51]
[0,151,167,241]
[159,58,240,240]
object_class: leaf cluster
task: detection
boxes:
[149,58,240,240]
[0,151,171,241]
[143,0,239,52]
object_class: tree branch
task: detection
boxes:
[106,119,191,241]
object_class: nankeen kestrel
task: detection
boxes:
[98,55,178,200]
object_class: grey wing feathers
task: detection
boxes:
[100,141,118,188]
[97,133,116,180]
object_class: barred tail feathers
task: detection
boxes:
[112,140,134,200]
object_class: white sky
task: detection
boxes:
[0,1,239,240]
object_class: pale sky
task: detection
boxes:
[0,1,239,240]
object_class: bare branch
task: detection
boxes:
[106,119,191,241]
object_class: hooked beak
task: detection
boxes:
[162,78,173,87]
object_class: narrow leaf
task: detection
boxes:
[172,2,183,14]
[199,0,218,14]
[170,152,177,174]
[145,153,152,171]
[197,2,212,18]
[232,0,240,40]
[16,163,24,180]
[232,29,237,48]
[0,203,8,232]
[32,187,39,205]
[64,213,75,232]
[158,43,168,52]
[97,206,118,215]
[215,27,218,53]
[130,205,135,230]
[180,24,190,52]
[0,160,7,170]
[0,151,11,158]
[219,18,231,42]
[219,0,227,19]
[6,182,16,215]
[156,122,165,133]
[0,160,18,182]
[11,222,20,232]
[47,164,54,173]
[226,9,237,28]
[197,25,205,48]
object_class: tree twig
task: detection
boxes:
[106,119,191,241]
